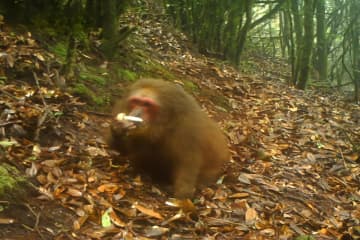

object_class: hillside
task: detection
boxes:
[0,8,359,240]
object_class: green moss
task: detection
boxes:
[182,80,199,93]
[0,164,26,197]
[48,42,67,63]
[79,71,107,86]
[93,95,109,106]
[71,83,109,106]
[128,49,175,80]
[116,69,137,82]
[72,83,89,95]
[77,65,109,86]
[138,61,175,80]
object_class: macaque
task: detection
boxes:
[106,78,229,198]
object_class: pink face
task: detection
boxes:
[127,96,159,122]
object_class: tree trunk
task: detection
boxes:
[296,0,315,90]
[291,0,303,85]
[101,0,118,59]
[234,0,254,65]
[350,0,360,102]
[315,0,328,82]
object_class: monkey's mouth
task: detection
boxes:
[116,113,144,123]
[113,113,144,132]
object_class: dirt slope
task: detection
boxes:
[0,8,359,240]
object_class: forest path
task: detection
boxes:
[0,11,359,240]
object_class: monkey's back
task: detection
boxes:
[139,79,229,186]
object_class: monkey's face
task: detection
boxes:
[111,88,164,141]
[126,89,160,123]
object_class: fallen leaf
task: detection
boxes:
[133,202,163,220]
[67,187,83,197]
[229,192,250,199]
[101,208,112,228]
[97,183,119,193]
[245,208,257,225]
[107,207,126,227]
[144,225,169,237]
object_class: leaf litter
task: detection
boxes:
[0,8,359,240]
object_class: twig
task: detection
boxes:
[34,109,50,141]
[23,203,45,240]
[86,110,112,117]
[0,88,42,110]
[0,88,18,100]
[0,120,22,127]
[33,72,47,107]
[33,72,51,141]
[24,204,41,229]
[339,148,348,169]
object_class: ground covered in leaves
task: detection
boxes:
[1,10,360,240]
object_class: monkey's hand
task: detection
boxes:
[111,113,143,137]
[111,119,134,137]
[108,118,136,154]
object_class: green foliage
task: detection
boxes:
[72,83,90,95]
[49,42,67,63]
[0,76,7,85]
[239,60,260,74]
[0,164,25,197]
[71,23,89,47]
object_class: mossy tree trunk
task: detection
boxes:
[350,0,360,102]
[291,0,303,86]
[281,2,296,84]
[63,0,83,82]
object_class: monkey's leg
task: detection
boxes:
[173,154,201,198]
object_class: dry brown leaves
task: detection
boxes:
[0,11,359,240]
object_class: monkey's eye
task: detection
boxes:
[142,101,152,108]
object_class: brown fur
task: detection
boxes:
[106,78,229,198]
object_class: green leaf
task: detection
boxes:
[101,208,112,228]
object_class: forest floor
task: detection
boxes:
[0,8,360,240]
